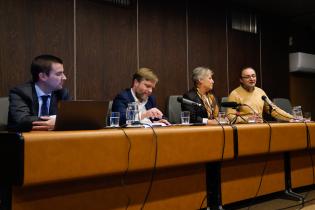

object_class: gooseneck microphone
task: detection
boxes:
[220,101,242,109]
[261,95,293,120]
[177,97,202,107]
[261,95,275,114]
[261,95,274,107]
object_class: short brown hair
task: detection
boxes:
[132,67,159,83]
[31,54,63,82]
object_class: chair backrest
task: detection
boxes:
[0,97,9,131]
[106,100,113,126]
[272,98,293,114]
[220,96,228,112]
[166,95,182,124]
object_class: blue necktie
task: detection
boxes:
[41,95,50,116]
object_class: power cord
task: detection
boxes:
[246,120,272,210]
[136,122,158,210]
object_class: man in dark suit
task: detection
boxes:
[112,68,169,125]
[7,54,70,132]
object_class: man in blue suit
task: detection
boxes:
[7,54,70,132]
[112,68,169,125]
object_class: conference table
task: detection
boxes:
[0,122,315,210]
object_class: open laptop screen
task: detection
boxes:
[54,101,107,131]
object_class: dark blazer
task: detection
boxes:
[112,88,156,125]
[7,81,70,132]
[182,88,218,123]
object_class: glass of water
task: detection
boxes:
[292,106,303,121]
[126,102,139,125]
[303,112,311,122]
[218,111,228,124]
[247,115,256,123]
[110,112,120,127]
[181,111,190,125]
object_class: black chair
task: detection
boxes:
[272,98,293,114]
[166,95,182,124]
[106,100,113,126]
[0,97,9,131]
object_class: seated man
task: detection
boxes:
[227,67,294,123]
[8,54,70,131]
[112,67,169,125]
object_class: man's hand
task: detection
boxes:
[32,116,56,131]
[141,108,163,119]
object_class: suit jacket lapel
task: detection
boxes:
[50,92,58,115]
[127,89,135,103]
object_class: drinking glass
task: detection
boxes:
[181,111,190,125]
[303,112,311,122]
[292,106,303,121]
[126,102,139,125]
[109,112,120,127]
[218,112,228,124]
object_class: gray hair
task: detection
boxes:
[192,66,213,87]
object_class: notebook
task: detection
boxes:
[54,101,107,131]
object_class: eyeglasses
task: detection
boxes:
[241,74,256,79]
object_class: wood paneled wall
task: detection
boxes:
[0,0,303,113]
[0,0,74,95]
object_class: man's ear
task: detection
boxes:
[133,79,139,87]
[38,72,48,81]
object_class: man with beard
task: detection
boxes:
[112,67,169,125]
[227,67,293,123]
[7,54,70,131]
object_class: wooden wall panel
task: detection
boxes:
[290,74,315,118]
[188,1,228,98]
[1,0,306,119]
[138,0,187,111]
[227,18,261,92]
[261,16,290,99]
[0,0,74,96]
[76,0,137,100]
[28,0,74,95]
[0,0,30,96]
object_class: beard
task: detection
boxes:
[135,91,148,102]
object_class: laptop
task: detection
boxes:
[54,101,107,131]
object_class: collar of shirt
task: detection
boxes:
[35,84,52,117]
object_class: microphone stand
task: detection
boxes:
[264,104,305,202]
[228,105,260,125]
[248,101,304,202]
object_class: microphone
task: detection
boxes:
[177,97,202,107]
[261,95,294,120]
[261,95,273,105]
[261,95,275,110]
[261,95,277,116]
[220,101,242,108]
